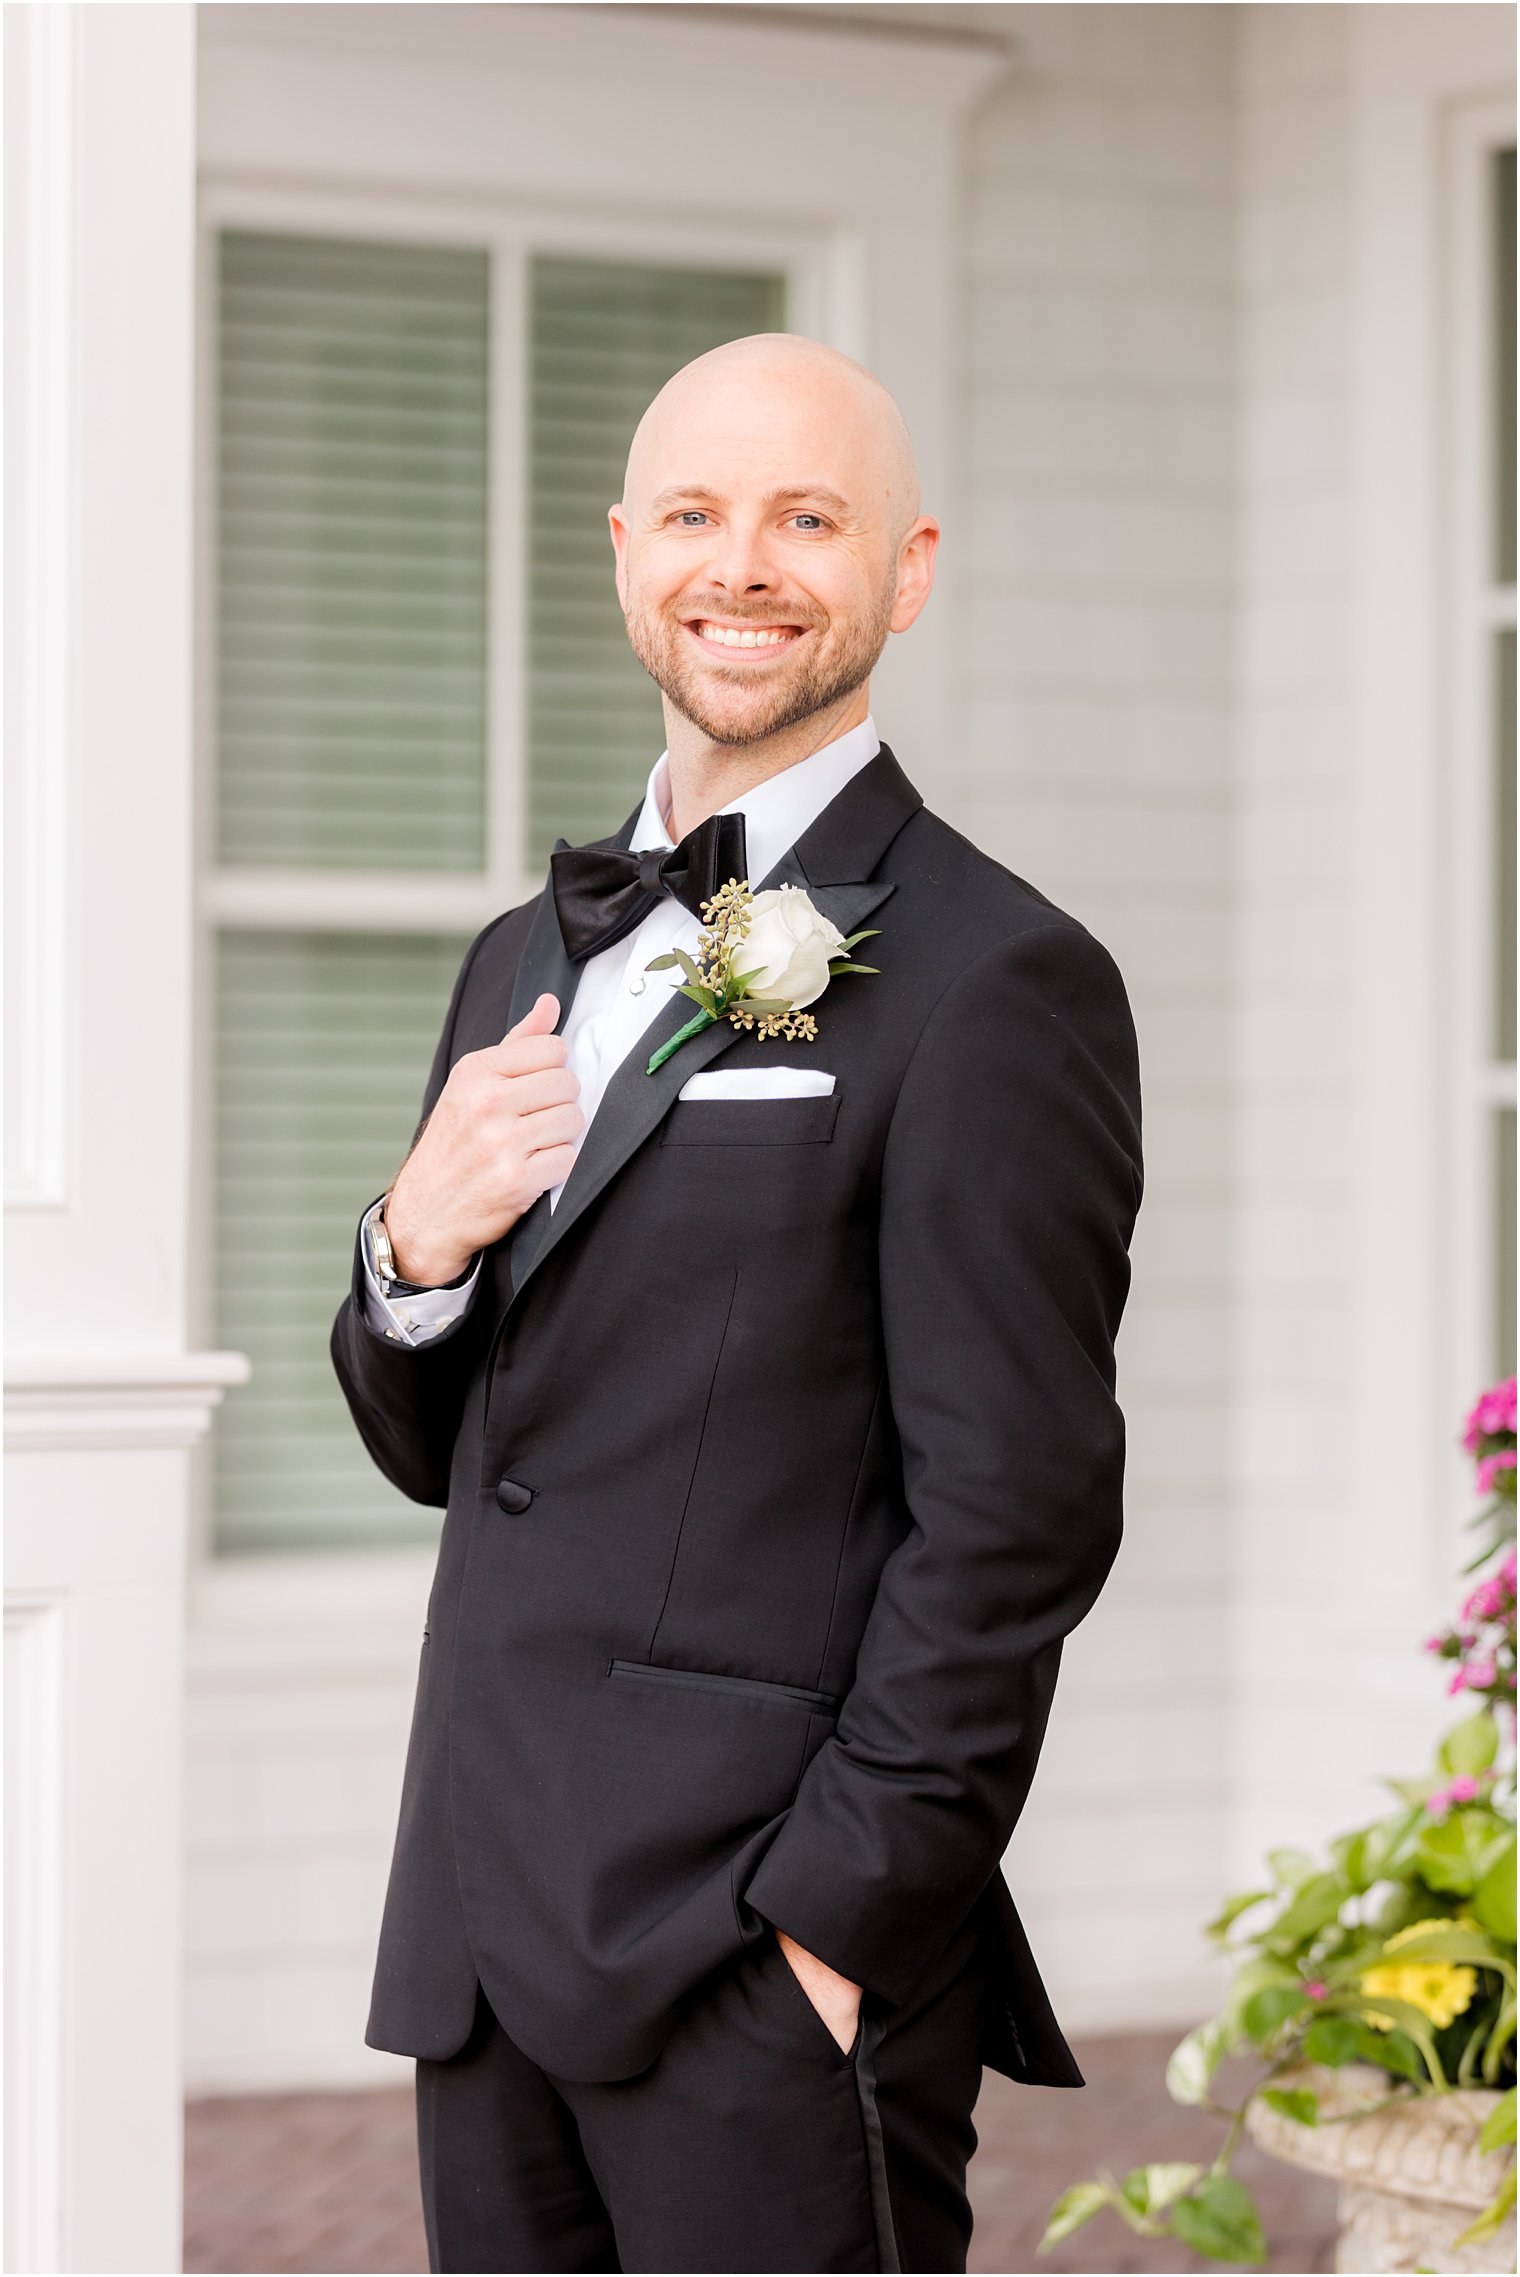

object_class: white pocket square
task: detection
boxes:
[676,1068,837,1101]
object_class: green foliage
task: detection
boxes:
[1169,2176,1267,2265]
[1046,1698,1515,2264]
[1259,2087,1318,2126]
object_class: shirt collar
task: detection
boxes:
[631,715,882,888]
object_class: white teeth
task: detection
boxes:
[696,623,793,648]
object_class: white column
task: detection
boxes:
[3,9,247,2271]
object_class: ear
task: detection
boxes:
[889,515,940,635]
[608,504,631,610]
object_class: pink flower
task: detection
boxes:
[1503,1549,1518,1590]
[1464,1378,1519,1450]
[1303,1981,1327,2000]
[1477,1449,1518,1496]
[1465,1658,1498,1691]
[1448,1775,1483,1802]
[1425,1633,1449,1654]
[1448,1668,1471,1694]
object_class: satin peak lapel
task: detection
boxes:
[504,744,921,1307]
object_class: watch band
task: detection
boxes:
[368,1196,478,1297]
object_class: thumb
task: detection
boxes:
[504,992,560,1042]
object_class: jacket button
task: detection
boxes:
[494,1477,533,1514]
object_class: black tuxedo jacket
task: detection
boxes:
[332,746,1142,2089]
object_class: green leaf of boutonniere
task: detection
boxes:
[643,952,680,972]
[827,960,878,976]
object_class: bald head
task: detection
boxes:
[623,334,921,547]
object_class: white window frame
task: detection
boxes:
[1345,6,1515,1660]
[1442,102,1517,1411]
[189,182,835,1564]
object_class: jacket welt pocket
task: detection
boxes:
[660,1094,841,1147]
[607,1659,838,1715]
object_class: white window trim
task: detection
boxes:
[1346,6,1516,1654]
[1442,101,1517,1416]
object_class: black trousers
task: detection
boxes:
[415,1917,986,2273]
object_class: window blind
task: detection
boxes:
[216,230,490,872]
[525,255,786,870]
[213,929,471,1555]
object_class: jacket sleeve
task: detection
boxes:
[742,919,1143,2004]
[328,913,508,1508]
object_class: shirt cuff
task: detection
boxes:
[358,1198,483,1347]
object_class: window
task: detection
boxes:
[205,224,785,1554]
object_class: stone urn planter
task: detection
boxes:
[1244,2061,1516,2274]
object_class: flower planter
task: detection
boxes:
[1244,2062,1516,2274]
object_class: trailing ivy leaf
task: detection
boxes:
[1259,2087,1318,2126]
[1303,2015,1363,2066]
[1478,2085,1517,2155]
[1474,1834,1517,1941]
[1143,2164,1205,2213]
[1241,1985,1308,2045]
[1169,2176,1267,2266]
[1038,2182,1108,2249]
[1439,1709,1500,1779]
[1267,1847,1318,1889]
[1204,1889,1273,1943]
[1165,2016,1233,2106]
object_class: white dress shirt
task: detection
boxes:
[362,715,882,1345]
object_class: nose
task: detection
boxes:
[702,513,778,598]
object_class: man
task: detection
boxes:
[331,334,1142,2275]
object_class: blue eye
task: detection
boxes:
[790,514,826,531]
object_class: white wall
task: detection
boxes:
[1230,1,1515,1881]
[948,2,1238,2028]
[3,6,246,2266]
[1231,1,1364,1874]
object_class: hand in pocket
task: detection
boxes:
[775,1929,862,2055]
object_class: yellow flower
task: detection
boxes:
[1361,1919,1479,2033]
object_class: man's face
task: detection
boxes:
[610,357,935,746]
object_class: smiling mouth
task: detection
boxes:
[683,618,807,655]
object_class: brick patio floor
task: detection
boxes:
[184,2032,1337,2274]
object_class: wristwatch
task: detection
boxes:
[369,1194,477,1297]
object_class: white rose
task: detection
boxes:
[737,885,845,1009]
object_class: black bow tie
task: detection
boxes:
[550,810,750,963]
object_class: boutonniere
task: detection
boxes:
[644,879,880,1075]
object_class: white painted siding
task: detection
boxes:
[1230,5,1362,1876]
[951,3,1238,2027]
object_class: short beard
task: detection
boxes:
[623,585,896,747]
